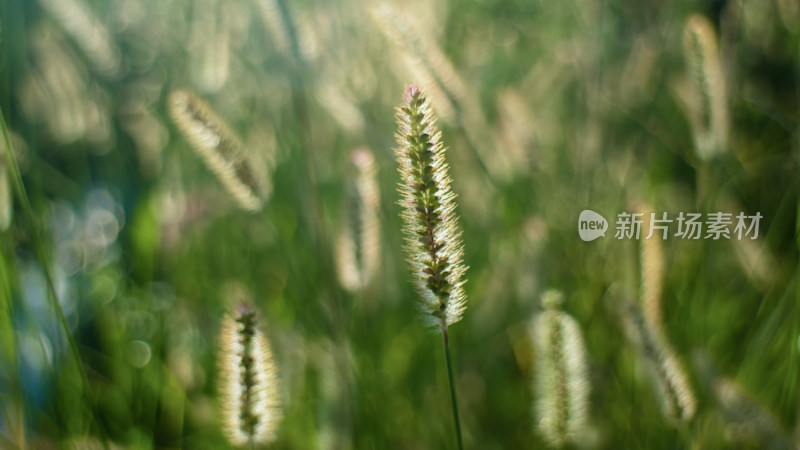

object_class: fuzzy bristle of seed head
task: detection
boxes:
[395,85,467,329]
[167,89,270,212]
[532,291,590,447]
[683,14,728,161]
[336,147,381,292]
[624,302,696,424]
[638,206,665,335]
[218,300,281,447]
[0,159,11,231]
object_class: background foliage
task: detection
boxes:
[0,0,799,448]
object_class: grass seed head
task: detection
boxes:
[624,302,696,424]
[533,290,590,448]
[336,147,381,292]
[167,89,270,212]
[218,300,282,447]
[395,84,467,329]
[683,14,728,161]
[0,158,11,231]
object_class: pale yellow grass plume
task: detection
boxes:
[532,290,590,448]
[0,153,10,231]
[336,148,381,292]
[370,2,466,123]
[36,0,120,77]
[638,205,665,335]
[167,89,270,212]
[188,0,237,93]
[315,83,367,135]
[395,84,467,328]
[254,0,292,56]
[19,27,113,149]
[218,301,282,447]
[683,14,729,161]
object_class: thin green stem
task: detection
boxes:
[0,244,24,448]
[442,325,464,450]
[0,107,84,374]
[0,106,107,443]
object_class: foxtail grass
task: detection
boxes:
[167,89,270,212]
[395,84,467,449]
[370,3,465,123]
[683,14,729,161]
[254,0,291,56]
[254,0,304,65]
[36,0,120,77]
[371,3,499,186]
[21,27,113,147]
[632,205,696,428]
[336,148,381,292]
[188,0,231,93]
[218,300,282,448]
[532,290,590,448]
[395,84,467,328]
[638,206,665,336]
[0,156,10,231]
[624,302,697,425]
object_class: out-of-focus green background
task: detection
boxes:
[0,0,798,448]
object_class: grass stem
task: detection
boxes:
[0,106,108,443]
[442,325,464,450]
[0,107,84,377]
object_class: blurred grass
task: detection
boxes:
[0,0,798,448]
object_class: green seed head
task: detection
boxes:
[395,84,467,329]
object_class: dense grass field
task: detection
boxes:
[1,0,799,448]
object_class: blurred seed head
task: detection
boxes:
[218,300,282,447]
[541,289,564,310]
[637,204,665,336]
[623,302,696,424]
[371,2,466,123]
[532,290,590,448]
[188,0,232,93]
[315,83,366,135]
[0,156,11,231]
[19,26,113,149]
[493,89,540,175]
[336,148,381,292]
[254,0,292,56]
[683,14,729,161]
[36,0,120,77]
[167,89,271,212]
